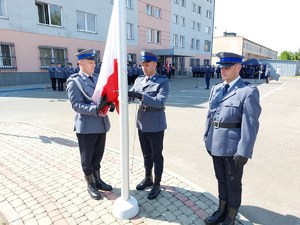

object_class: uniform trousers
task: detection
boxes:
[138,130,164,177]
[212,156,244,209]
[76,133,106,176]
[50,78,56,90]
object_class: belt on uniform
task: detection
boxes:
[212,121,241,128]
[140,105,165,112]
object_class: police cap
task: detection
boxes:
[75,49,96,61]
[216,52,244,68]
[140,51,159,62]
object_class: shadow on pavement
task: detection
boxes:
[240,205,300,225]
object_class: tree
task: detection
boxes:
[279,49,300,60]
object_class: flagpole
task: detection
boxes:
[112,0,139,219]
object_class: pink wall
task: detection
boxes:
[1,29,106,72]
[137,0,171,51]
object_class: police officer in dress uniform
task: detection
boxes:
[66,49,113,200]
[203,52,262,225]
[128,51,170,200]
[48,62,56,91]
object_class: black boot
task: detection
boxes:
[85,174,102,200]
[136,169,153,190]
[147,176,161,200]
[222,208,237,225]
[204,200,227,225]
[93,170,112,191]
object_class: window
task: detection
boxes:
[173,34,178,47]
[181,0,186,7]
[173,14,179,24]
[0,42,16,69]
[191,21,196,29]
[180,16,185,26]
[197,5,201,14]
[0,0,7,18]
[126,23,134,39]
[35,1,62,26]
[179,35,185,48]
[39,46,67,67]
[146,4,153,16]
[196,39,200,50]
[76,11,96,32]
[206,10,212,19]
[154,30,161,44]
[126,0,133,9]
[174,0,179,4]
[205,26,211,34]
[204,40,211,52]
[192,3,196,12]
[155,7,161,18]
[146,28,153,43]
[197,22,201,31]
[190,38,195,49]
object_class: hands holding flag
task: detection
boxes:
[96,95,116,116]
[128,91,143,102]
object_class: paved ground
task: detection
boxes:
[0,76,299,225]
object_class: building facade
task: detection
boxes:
[211,32,278,65]
[0,0,215,86]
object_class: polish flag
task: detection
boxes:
[92,4,119,115]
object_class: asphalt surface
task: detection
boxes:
[0,76,299,225]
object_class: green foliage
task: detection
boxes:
[279,49,300,60]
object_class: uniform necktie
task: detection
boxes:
[88,76,94,84]
[223,84,229,96]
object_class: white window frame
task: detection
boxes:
[190,38,195,49]
[191,20,196,30]
[173,34,178,47]
[204,40,211,52]
[0,0,7,18]
[205,26,211,34]
[180,35,185,48]
[173,14,179,24]
[155,7,161,18]
[146,4,153,16]
[197,22,201,31]
[192,3,196,12]
[146,28,153,43]
[76,11,96,33]
[206,10,212,19]
[126,23,134,39]
[154,30,161,44]
[196,39,200,50]
[126,0,133,9]
[36,1,63,27]
[180,16,185,26]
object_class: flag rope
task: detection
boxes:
[130,103,139,174]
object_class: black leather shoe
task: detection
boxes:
[136,177,153,190]
[222,208,237,225]
[147,184,161,200]
[205,200,227,225]
[85,175,102,200]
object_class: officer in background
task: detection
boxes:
[66,49,113,200]
[203,52,261,225]
[128,51,170,200]
[48,62,56,91]
[55,62,65,92]
[64,62,75,90]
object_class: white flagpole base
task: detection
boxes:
[112,196,139,219]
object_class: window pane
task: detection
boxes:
[86,13,96,32]
[0,0,7,17]
[76,11,85,30]
[50,4,62,26]
[0,45,12,66]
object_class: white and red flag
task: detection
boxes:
[92,4,119,114]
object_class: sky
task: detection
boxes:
[214,0,300,54]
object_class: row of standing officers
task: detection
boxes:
[65,48,261,225]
